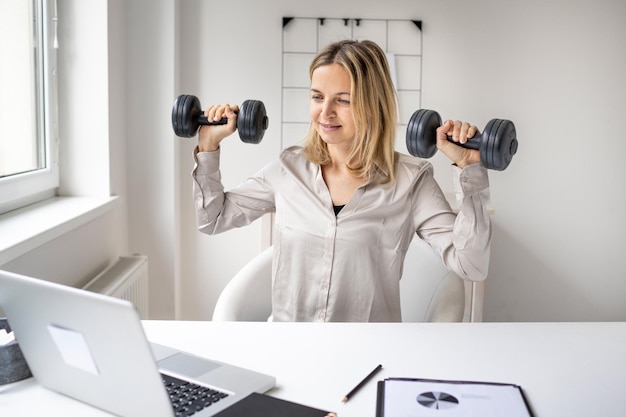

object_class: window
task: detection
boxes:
[0,0,58,214]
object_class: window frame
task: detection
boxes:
[0,0,58,215]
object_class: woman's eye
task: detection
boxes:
[311,95,323,101]
[338,99,350,105]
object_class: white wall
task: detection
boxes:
[124,0,179,318]
[174,0,626,321]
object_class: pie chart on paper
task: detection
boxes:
[416,391,460,410]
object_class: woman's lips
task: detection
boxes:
[319,122,340,131]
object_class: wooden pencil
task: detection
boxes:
[341,364,383,403]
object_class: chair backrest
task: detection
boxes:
[212,240,483,322]
[401,237,465,322]
[212,246,273,322]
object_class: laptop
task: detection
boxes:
[0,269,276,417]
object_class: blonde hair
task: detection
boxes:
[302,40,398,183]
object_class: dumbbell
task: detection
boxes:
[171,94,269,144]
[406,109,518,171]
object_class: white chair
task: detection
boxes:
[212,238,484,322]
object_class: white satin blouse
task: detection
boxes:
[193,146,491,322]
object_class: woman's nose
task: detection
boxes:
[320,101,335,118]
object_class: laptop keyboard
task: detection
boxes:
[162,373,229,416]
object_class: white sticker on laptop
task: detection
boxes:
[47,324,99,376]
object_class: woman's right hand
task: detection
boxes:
[197,103,239,152]
[436,119,480,169]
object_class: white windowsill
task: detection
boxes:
[0,196,119,266]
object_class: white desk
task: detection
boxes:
[1,321,625,416]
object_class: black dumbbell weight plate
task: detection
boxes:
[238,100,268,144]
[496,119,518,170]
[481,118,498,170]
[406,109,442,158]
[482,118,517,171]
[171,95,184,137]
[172,95,203,138]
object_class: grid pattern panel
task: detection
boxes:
[281,17,423,150]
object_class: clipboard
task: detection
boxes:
[376,377,534,417]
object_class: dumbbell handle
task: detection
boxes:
[446,133,481,150]
[197,115,229,126]
[196,107,243,127]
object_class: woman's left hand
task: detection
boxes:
[436,120,481,168]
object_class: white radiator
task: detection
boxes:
[82,255,150,319]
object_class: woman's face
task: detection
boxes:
[309,63,356,149]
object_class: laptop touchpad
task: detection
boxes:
[158,353,221,378]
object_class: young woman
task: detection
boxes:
[193,40,491,322]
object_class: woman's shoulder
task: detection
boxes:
[386,153,438,193]
[280,145,305,158]
[395,152,434,176]
[278,145,312,165]
[275,146,318,175]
